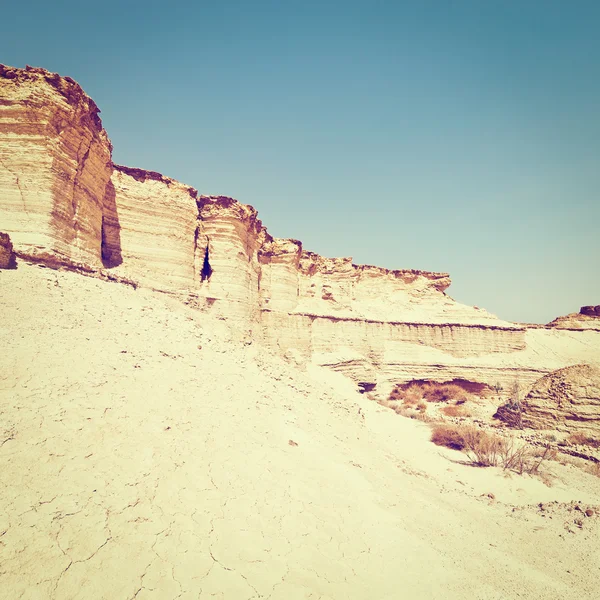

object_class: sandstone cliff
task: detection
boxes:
[106,166,201,291]
[1,64,599,395]
[0,65,112,267]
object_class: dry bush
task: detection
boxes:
[430,424,554,474]
[441,404,471,418]
[423,383,469,403]
[388,389,402,401]
[460,427,506,467]
[567,433,600,449]
[389,380,472,405]
[431,425,466,450]
[396,405,433,422]
[449,378,493,396]
[379,399,426,420]
[401,391,422,407]
[389,386,423,404]
[500,441,556,475]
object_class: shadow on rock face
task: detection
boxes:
[0,232,17,269]
[101,180,123,268]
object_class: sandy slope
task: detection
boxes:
[1,263,599,600]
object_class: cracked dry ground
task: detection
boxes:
[1,264,600,599]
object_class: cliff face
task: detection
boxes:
[197,195,268,319]
[106,166,201,291]
[0,65,112,267]
[2,64,599,395]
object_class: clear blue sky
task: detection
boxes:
[2,1,599,323]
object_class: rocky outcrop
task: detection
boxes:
[0,232,16,268]
[0,65,112,267]
[1,63,599,396]
[547,308,600,331]
[496,365,600,435]
[258,240,503,324]
[581,306,600,317]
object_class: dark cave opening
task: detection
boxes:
[201,246,213,282]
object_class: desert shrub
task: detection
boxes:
[388,386,422,404]
[447,379,492,396]
[494,380,525,429]
[500,441,556,475]
[396,405,433,422]
[406,388,423,402]
[401,390,423,407]
[389,389,402,401]
[431,424,553,473]
[423,383,469,403]
[378,398,430,421]
[431,425,466,450]
[460,427,506,466]
[441,404,471,418]
[494,380,523,421]
[567,433,600,449]
[389,380,472,405]
[509,380,521,405]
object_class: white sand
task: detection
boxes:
[1,263,599,600]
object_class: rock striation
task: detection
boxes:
[1,63,600,394]
[547,308,600,331]
[496,364,600,436]
[0,65,112,267]
[581,306,600,317]
[106,166,200,291]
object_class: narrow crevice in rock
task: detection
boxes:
[101,216,117,267]
[100,180,123,268]
[201,242,213,282]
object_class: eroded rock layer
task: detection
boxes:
[196,195,267,319]
[0,65,112,267]
[496,365,600,435]
[548,308,600,331]
[1,63,599,394]
[107,166,201,291]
